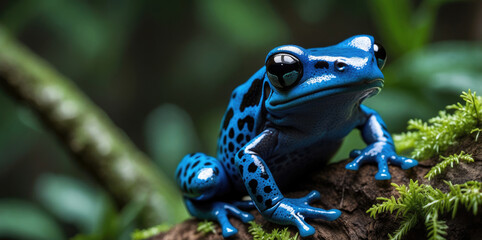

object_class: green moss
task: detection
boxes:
[425,151,474,180]
[367,180,482,240]
[369,90,482,239]
[394,90,482,160]
[248,221,299,240]
[131,224,171,240]
[196,220,216,235]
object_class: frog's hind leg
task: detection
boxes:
[176,152,230,200]
[176,153,255,237]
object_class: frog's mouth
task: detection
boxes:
[267,78,384,110]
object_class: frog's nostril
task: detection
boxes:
[334,60,347,71]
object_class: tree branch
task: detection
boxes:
[0,25,187,225]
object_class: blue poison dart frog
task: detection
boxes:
[175,35,418,238]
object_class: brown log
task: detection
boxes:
[154,137,482,239]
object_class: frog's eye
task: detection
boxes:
[266,53,302,90]
[373,42,387,70]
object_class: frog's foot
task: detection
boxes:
[345,142,418,180]
[185,198,255,237]
[263,190,341,237]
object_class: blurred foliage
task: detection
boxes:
[145,104,200,180]
[131,224,170,240]
[0,0,480,239]
[0,200,64,240]
[35,174,108,233]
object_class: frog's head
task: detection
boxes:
[264,35,386,112]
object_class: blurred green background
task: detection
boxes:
[0,0,481,239]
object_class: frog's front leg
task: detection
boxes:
[237,129,341,237]
[345,105,418,180]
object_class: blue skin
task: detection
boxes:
[175,35,418,238]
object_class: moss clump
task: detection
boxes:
[196,220,216,235]
[367,180,482,240]
[131,224,171,240]
[394,90,481,160]
[368,90,482,240]
[425,151,474,180]
[248,221,299,240]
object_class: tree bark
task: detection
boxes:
[155,137,482,239]
[0,25,187,225]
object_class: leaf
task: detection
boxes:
[35,173,107,233]
[0,199,64,240]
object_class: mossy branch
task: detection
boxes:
[0,26,187,224]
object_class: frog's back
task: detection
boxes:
[216,67,269,186]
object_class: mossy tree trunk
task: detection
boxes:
[155,137,482,240]
[0,26,187,225]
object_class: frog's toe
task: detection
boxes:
[301,206,341,221]
[388,155,418,169]
[292,217,315,237]
[345,162,359,170]
[346,153,370,170]
[300,190,321,204]
[349,149,362,158]
[375,170,391,180]
[216,211,238,237]
[225,204,254,223]
[401,158,418,169]
[327,209,342,221]
[221,224,238,237]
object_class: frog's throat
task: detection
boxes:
[267,79,384,111]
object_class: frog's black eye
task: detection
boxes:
[373,42,387,70]
[266,53,302,90]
